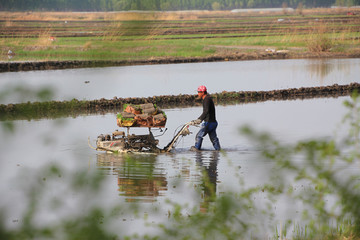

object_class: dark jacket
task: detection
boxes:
[198,95,216,122]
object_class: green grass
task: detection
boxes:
[273,219,359,240]
[2,30,357,62]
[1,11,359,62]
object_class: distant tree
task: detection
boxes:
[296,2,304,15]
[212,1,221,9]
[282,2,288,14]
[250,0,257,7]
[336,0,357,6]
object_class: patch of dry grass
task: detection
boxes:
[105,11,200,21]
[5,19,13,27]
[301,7,359,15]
[37,29,54,47]
[306,24,333,52]
[102,22,123,41]
[0,10,237,22]
[1,8,360,22]
[0,11,103,21]
[82,41,92,51]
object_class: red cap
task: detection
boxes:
[197,85,207,92]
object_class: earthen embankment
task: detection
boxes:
[2,52,360,72]
[1,83,359,121]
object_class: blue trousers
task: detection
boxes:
[195,121,220,150]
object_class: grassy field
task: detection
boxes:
[1,8,360,62]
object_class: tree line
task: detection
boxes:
[0,0,359,11]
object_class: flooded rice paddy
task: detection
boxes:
[1,58,360,238]
[1,58,360,104]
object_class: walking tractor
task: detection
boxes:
[89,103,197,153]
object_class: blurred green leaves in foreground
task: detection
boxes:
[1,91,360,240]
[241,91,360,239]
[0,85,54,133]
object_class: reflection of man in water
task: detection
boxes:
[195,151,219,212]
[191,85,221,151]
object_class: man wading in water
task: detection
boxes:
[191,85,221,151]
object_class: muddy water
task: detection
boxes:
[1,58,360,104]
[0,95,355,237]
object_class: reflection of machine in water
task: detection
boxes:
[96,149,220,205]
[97,153,167,202]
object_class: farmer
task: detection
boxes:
[191,85,221,151]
